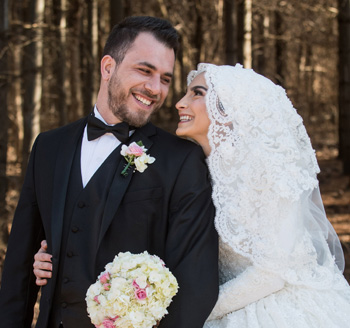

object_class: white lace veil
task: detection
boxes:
[188,63,345,288]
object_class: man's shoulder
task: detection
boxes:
[141,124,207,171]
[32,117,86,151]
[147,123,201,150]
[40,117,87,138]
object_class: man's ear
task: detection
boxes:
[100,55,115,81]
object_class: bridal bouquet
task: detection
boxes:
[86,251,179,328]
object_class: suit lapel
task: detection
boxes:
[97,123,156,247]
[51,118,87,259]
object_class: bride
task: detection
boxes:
[34,63,350,327]
[175,63,350,327]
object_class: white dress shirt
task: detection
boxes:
[80,107,124,188]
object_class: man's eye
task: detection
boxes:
[162,78,171,84]
[194,90,203,96]
[139,68,150,74]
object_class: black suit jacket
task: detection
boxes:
[0,117,219,328]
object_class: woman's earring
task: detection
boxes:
[216,97,227,117]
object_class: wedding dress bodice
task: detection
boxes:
[218,238,251,285]
[209,238,285,322]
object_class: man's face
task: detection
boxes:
[107,32,175,127]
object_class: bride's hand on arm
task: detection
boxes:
[207,265,285,321]
[33,240,53,286]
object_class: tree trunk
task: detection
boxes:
[254,12,266,74]
[236,0,244,65]
[41,0,56,131]
[10,39,24,164]
[110,0,125,28]
[21,0,44,177]
[86,0,99,112]
[275,9,285,87]
[223,0,236,65]
[69,1,84,121]
[194,1,203,65]
[305,44,315,120]
[58,0,68,126]
[243,0,252,68]
[338,0,350,174]
[0,0,9,250]
[157,0,168,18]
[262,12,275,79]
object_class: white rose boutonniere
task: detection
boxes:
[120,141,155,176]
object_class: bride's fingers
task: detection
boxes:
[33,259,52,271]
[33,240,52,286]
[34,251,52,263]
[35,277,48,286]
[34,266,52,277]
[33,252,53,282]
[33,262,52,286]
[33,266,52,278]
[40,239,48,249]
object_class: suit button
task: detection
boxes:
[77,201,85,208]
[67,251,73,257]
[62,302,67,308]
[63,277,69,283]
[71,226,79,233]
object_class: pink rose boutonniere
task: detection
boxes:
[120,141,155,176]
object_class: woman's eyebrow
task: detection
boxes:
[190,85,208,92]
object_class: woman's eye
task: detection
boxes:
[194,90,203,96]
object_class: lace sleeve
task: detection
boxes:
[207,265,285,320]
[207,198,296,321]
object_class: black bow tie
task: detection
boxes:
[87,114,131,144]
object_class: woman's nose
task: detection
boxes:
[175,96,188,111]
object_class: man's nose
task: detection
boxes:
[145,76,161,95]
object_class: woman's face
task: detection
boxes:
[175,73,211,155]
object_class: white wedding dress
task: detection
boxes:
[185,63,350,328]
[204,237,350,328]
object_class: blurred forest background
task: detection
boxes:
[0,0,350,297]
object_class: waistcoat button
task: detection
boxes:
[77,201,85,208]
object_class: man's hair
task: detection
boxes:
[102,16,179,66]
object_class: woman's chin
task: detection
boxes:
[175,127,187,138]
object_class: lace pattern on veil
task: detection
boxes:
[188,64,345,289]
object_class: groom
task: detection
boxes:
[0,16,219,327]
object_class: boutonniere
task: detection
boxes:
[120,141,155,176]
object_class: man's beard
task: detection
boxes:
[107,72,162,127]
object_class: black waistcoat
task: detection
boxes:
[49,139,121,328]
